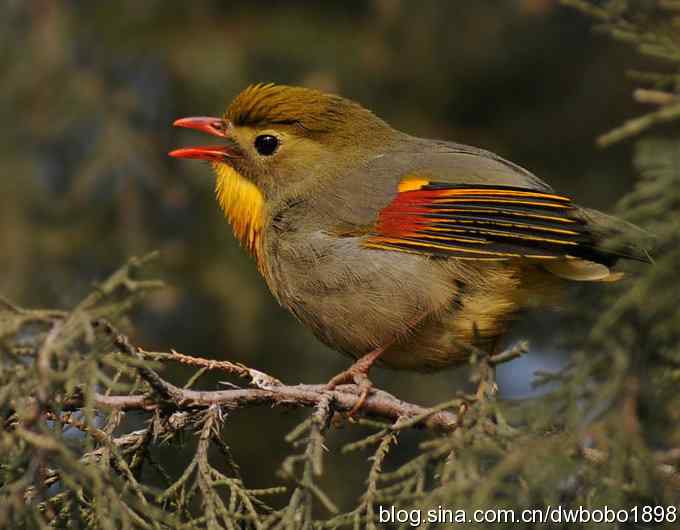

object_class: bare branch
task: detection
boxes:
[64,380,459,433]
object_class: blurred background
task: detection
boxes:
[1,0,649,510]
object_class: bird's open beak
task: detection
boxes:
[169,116,241,161]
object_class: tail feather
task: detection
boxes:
[574,208,654,264]
[542,207,653,283]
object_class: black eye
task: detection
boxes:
[254,134,279,156]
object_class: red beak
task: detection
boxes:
[169,116,241,161]
[172,116,229,138]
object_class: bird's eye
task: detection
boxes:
[254,134,279,156]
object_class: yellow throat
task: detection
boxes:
[214,163,265,259]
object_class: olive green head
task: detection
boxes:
[170,83,396,255]
[172,83,394,194]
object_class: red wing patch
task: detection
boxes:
[364,182,594,260]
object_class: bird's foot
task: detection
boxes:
[325,347,385,418]
[326,367,373,418]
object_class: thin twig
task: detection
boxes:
[92,319,184,403]
[488,341,528,366]
[597,101,680,147]
[139,349,251,380]
[634,89,678,106]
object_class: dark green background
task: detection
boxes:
[1,0,647,510]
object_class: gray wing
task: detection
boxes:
[313,138,650,279]
[319,138,554,228]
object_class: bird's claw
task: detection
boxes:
[325,367,374,420]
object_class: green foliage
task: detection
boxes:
[2,1,680,529]
[0,255,169,528]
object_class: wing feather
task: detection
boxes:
[364,182,601,261]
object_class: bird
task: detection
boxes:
[169,83,650,407]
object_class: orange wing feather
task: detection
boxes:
[364,182,597,261]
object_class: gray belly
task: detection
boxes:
[260,228,521,371]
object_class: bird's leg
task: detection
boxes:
[326,311,430,418]
[325,346,386,417]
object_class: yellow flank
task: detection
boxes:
[451,279,519,347]
[214,163,265,258]
[398,176,430,192]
